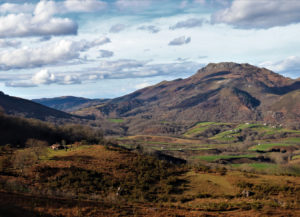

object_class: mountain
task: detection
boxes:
[76,62,300,133]
[268,89,300,123]
[33,96,108,112]
[0,91,77,122]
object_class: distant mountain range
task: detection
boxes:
[1,62,299,135]
[33,96,108,112]
[73,62,300,131]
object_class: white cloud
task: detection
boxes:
[135,82,151,89]
[64,0,107,12]
[212,0,300,28]
[94,59,201,79]
[0,37,111,69]
[32,69,56,85]
[0,3,35,14]
[88,74,98,80]
[5,81,37,88]
[170,18,204,30]
[63,74,81,85]
[0,39,21,48]
[0,0,107,38]
[168,36,191,46]
[259,56,300,78]
[0,1,77,38]
[109,24,126,33]
[6,69,82,87]
[4,59,203,88]
[0,0,107,14]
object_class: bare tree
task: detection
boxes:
[25,138,49,160]
[13,149,37,174]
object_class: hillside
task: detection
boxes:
[74,62,300,134]
[1,144,299,217]
[33,96,108,112]
[0,91,77,122]
[0,111,103,147]
[269,90,300,123]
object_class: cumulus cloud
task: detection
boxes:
[63,74,81,85]
[212,0,300,29]
[109,24,126,33]
[170,18,204,30]
[4,59,203,87]
[259,56,300,78]
[0,2,35,14]
[7,69,82,87]
[0,0,107,38]
[94,59,201,79]
[99,50,114,58]
[0,0,107,14]
[0,1,77,38]
[168,36,191,46]
[137,25,160,33]
[0,37,111,69]
[0,39,21,48]
[32,69,56,85]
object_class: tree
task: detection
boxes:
[25,138,49,160]
[13,149,37,174]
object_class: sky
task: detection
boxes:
[0,0,300,99]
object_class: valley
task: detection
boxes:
[0,62,300,216]
[117,121,300,175]
[2,0,300,215]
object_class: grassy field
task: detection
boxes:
[249,143,295,151]
[209,123,300,142]
[183,122,231,138]
[282,137,300,143]
[108,118,124,123]
[231,163,278,171]
[117,123,300,175]
[293,155,300,160]
[194,154,257,162]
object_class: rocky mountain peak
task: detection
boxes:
[204,62,245,71]
[192,62,292,88]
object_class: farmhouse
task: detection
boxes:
[51,144,64,150]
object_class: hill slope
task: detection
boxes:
[77,62,300,133]
[33,96,108,112]
[0,91,76,121]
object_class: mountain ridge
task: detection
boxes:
[72,62,300,133]
[33,96,108,112]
